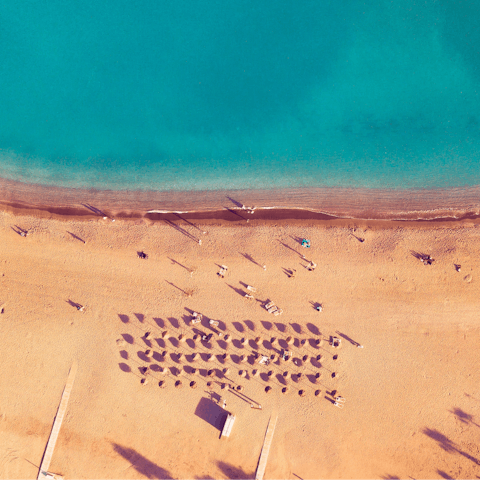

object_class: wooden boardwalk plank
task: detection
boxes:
[37,361,78,480]
[255,415,278,480]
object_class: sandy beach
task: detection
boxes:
[1,200,480,479]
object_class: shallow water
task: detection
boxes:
[0,0,479,191]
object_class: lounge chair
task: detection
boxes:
[331,337,341,348]
[273,308,283,316]
[218,265,228,278]
[265,301,275,310]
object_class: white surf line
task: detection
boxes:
[37,361,78,480]
[255,415,278,480]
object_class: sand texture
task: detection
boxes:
[0,210,479,479]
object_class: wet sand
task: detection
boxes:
[2,175,480,221]
[1,191,480,479]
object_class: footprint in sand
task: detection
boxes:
[463,274,472,283]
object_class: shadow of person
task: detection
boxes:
[111,443,173,479]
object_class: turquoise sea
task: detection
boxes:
[1,0,480,192]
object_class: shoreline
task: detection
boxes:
[1,175,480,223]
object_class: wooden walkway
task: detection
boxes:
[37,361,78,480]
[255,415,278,480]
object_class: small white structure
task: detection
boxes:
[334,396,346,409]
[258,355,270,366]
[221,413,236,438]
[218,265,228,278]
[247,285,257,292]
[331,337,341,348]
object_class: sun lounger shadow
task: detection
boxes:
[12,225,30,236]
[282,267,296,278]
[67,299,83,310]
[410,250,429,260]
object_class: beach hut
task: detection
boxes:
[221,413,236,438]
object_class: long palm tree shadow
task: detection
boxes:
[165,280,187,295]
[240,252,262,267]
[216,460,254,479]
[449,407,480,428]
[164,219,198,242]
[82,203,108,217]
[226,196,244,209]
[111,442,173,479]
[168,257,190,271]
[174,213,204,232]
[278,241,303,257]
[224,207,247,220]
[422,427,480,465]
[112,442,254,480]
[436,470,453,480]
[67,231,86,243]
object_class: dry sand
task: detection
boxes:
[0,209,480,479]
